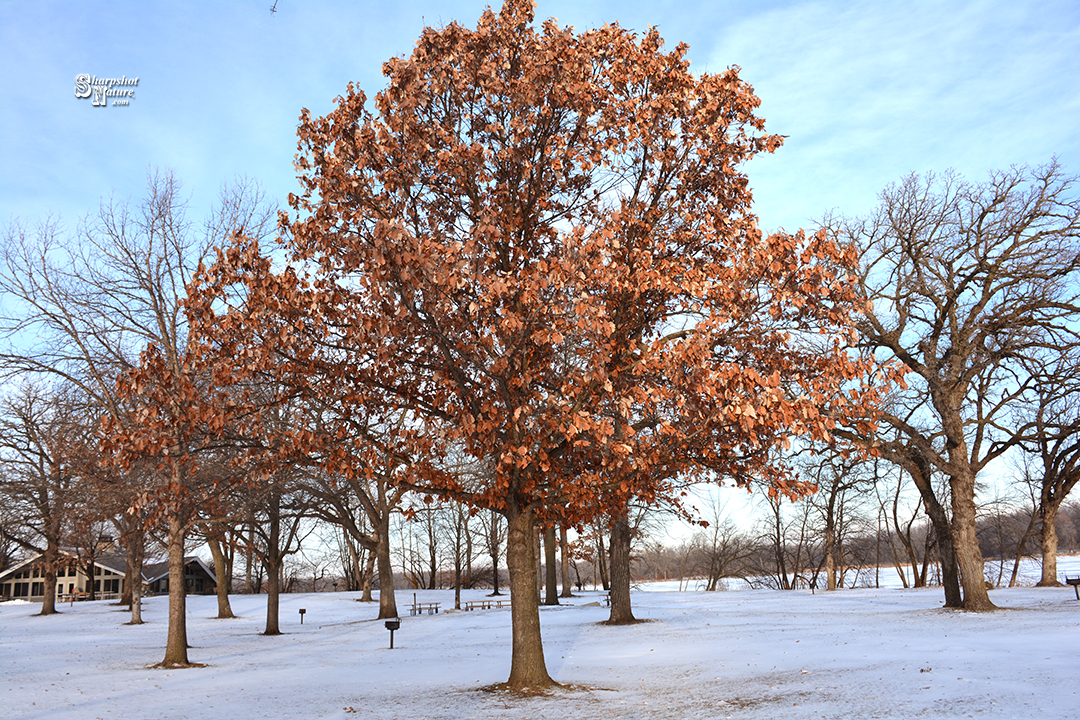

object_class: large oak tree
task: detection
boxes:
[188,0,889,690]
[835,163,1080,610]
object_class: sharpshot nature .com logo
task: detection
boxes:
[74,74,138,107]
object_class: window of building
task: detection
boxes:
[31,582,44,596]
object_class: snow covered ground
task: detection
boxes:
[3,558,1079,720]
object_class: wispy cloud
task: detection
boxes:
[711,0,1080,230]
[2,1,1077,231]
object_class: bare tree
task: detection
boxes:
[692,495,753,591]
[478,509,506,596]
[801,450,875,591]
[559,527,573,598]
[874,464,935,589]
[835,162,1080,610]
[0,382,86,615]
[1019,368,1080,586]
[750,490,819,590]
[1,171,276,663]
[247,469,314,635]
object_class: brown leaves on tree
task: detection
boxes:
[103,0,902,688]
[172,2,895,536]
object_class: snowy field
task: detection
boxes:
[3,558,1079,720]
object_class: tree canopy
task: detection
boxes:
[132,0,896,689]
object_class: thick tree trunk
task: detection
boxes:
[543,526,559,606]
[376,511,398,619]
[83,558,97,602]
[207,531,235,619]
[117,516,145,608]
[950,470,996,610]
[559,527,572,598]
[264,557,281,635]
[129,561,144,625]
[1037,504,1063,586]
[38,541,58,616]
[121,553,135,607]
[607,508,636,624]
[160,514,191,667]
[264,494,282,635]
[907,457,962,607]
[505,506,555,691]
[124,531,145,624]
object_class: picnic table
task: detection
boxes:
[1066,576,1080,600]
[408,601,441,616]
[463,599,509,611]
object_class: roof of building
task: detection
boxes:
[0,551,212,584]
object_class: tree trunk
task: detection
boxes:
[824,495,837,591]
[207,531,235,619]
[559,527,572,598]
[83,558,97,602]
[1037,504,1063,586]
[504,505,555,691]
[489,510,502,596]
[376,511,398,619]
[129,560,144,625]
[607,508,636,624]
[244,515,255,594]
[454,516,463,610]
[361,547,376,601]
[38,540,58,616]
[264,555,281,635]
[535,528,543,597]
[427,512,438,590]
[264,495,282,635]
[121,551,135,607]
[543,526,559,606]
[126,532,145,625]
[907,457,963,607]
[950,469,996,610]
[465,513,474,588]
[825,525,837,591]
[160,513,191,667]
[1008,509,1038,587]
[597,532,610,591]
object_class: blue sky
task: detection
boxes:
[2,0,1078,235]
